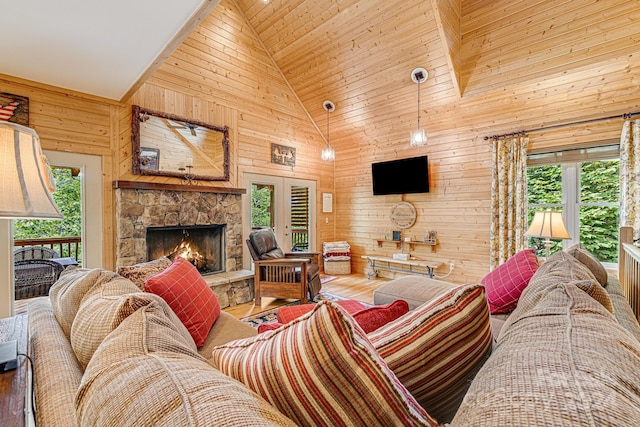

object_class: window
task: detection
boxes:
[527,147,619,264]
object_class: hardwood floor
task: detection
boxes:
[224,273,390,319]
[12,273,390,319]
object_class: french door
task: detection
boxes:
[242,173,316,269]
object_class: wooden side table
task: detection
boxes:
[0,314,28,427]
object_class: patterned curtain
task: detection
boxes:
[489,136,529,269]
[620,119,640,241]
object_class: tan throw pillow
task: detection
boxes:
[117,256,172,289]
[76,301,297,426]
[566,243,608,286]
[367,284,493,423]
[49,268,138,338]
[211,301,437,427]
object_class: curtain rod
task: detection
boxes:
[484,110,640,141]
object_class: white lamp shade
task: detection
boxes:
[0,121,63,219]
[525,210,571,240]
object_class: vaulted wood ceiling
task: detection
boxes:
[231,0,640,146]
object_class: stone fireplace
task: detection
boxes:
[114,181,253,308]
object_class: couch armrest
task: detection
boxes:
[29,299,83,427]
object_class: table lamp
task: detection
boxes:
[0,121,63,319]
[524,210,571,259]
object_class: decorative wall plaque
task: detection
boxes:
[390,201,416,229]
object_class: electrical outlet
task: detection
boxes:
[449,262,455,271]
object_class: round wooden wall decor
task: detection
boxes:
[390,201,417,229]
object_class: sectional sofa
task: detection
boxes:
[28,246,640,426]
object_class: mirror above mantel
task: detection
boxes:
[131,105,230,181]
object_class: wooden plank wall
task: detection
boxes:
[120,0,334,261]
[336,1,640,283]
[0,74,118,269]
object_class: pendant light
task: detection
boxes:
[321,100,335,161]
[410,67,428,147]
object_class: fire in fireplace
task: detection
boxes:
[146,225,226,275]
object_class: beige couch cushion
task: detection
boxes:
[566,243,608,286]
[453,279,640,425]
[373,276,458,309]
[516,250,614,314]
[71,289,195,369]
[604,275,640,341]
[197,311,257,359]
[49,268,139,338]
[29,299,82,427]
[76,300,296,426]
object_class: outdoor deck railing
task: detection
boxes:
[14,236,82,263]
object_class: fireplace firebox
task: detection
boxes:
[146,225,226,275]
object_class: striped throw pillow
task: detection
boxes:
[368,284,492,424]
[211,301,438,427]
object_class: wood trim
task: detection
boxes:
[112,180,246,194]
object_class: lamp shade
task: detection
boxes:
[0,121,63,219]
[524,210,571,239]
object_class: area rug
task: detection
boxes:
[241,292,350,328]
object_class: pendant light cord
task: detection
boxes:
[416,79,421,130]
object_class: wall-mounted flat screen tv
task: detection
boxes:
[372,155,429,195]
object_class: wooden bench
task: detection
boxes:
[361,255,442,279]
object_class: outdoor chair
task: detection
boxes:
[14,259,65,300]
[14,246,59,261]
[246,228,321,305]
[13,246,64,299]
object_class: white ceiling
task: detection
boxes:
[0,0,206,100]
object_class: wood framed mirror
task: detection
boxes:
[131,105,230,181]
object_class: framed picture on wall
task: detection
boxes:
[140,147,160,171]
[0,92,29,125]
[271,143,296,167]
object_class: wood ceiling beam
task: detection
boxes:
[431,0,463,98]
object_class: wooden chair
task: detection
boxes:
[246,228,321,305]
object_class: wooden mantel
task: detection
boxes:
[113,180,246,194]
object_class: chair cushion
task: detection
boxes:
[77,301,296,426]
[211,301,438,426]
[368,284,492,423]
[144,257,221,348]
[481,248,540,314]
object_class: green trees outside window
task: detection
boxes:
[13,167,82,259]
[526,159,619,262]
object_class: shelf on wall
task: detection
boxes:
[374,239,437,252]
